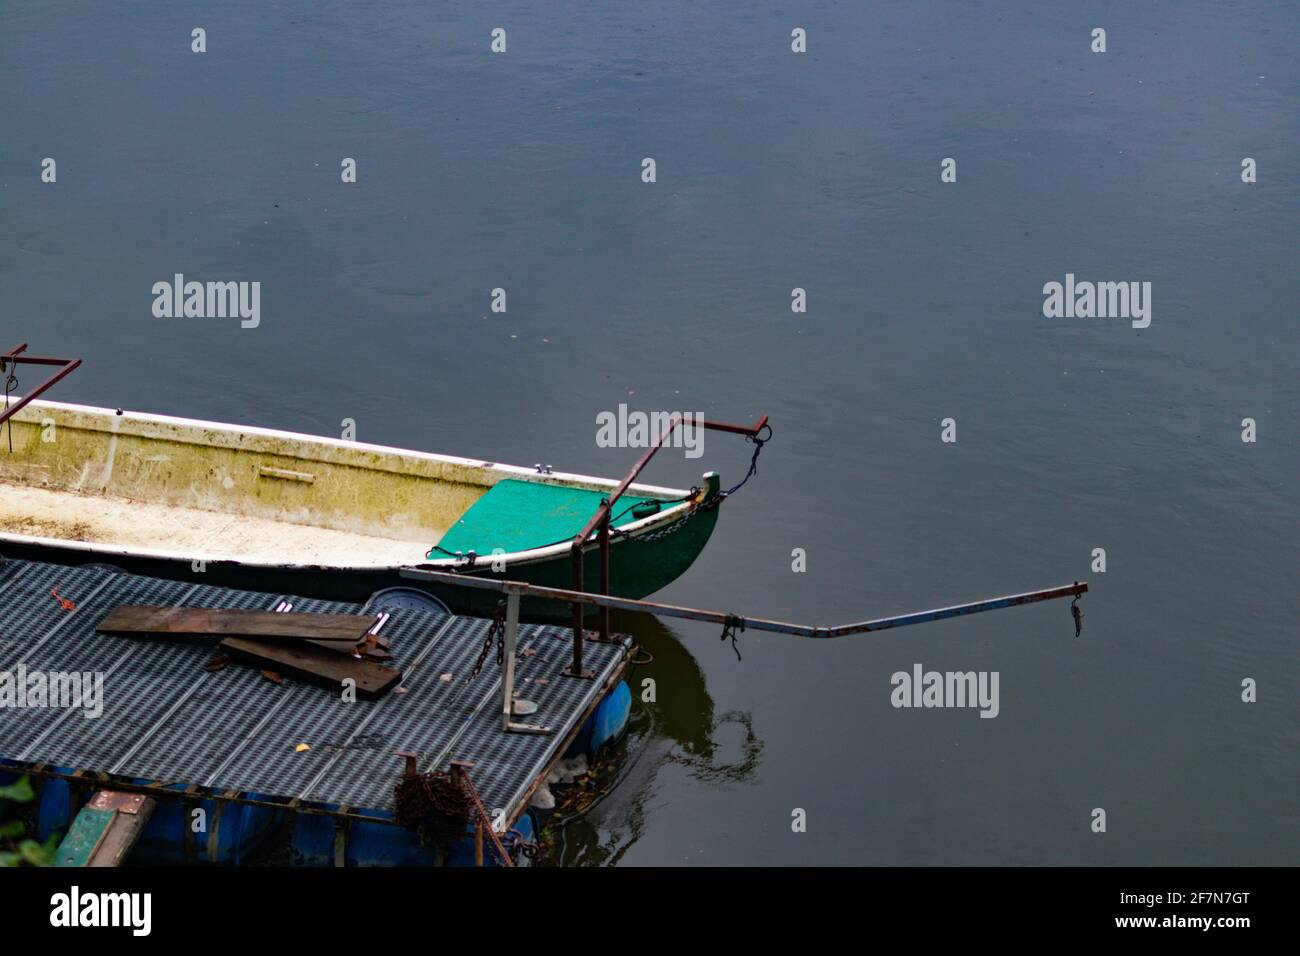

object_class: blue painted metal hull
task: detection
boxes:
[18,680,629,865]
[36,775,281,864]
[566,680,632,759]
[289,807,534,867]
[290,681,629,866]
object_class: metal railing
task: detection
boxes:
[564,413,769,677]
[1,343,82,429]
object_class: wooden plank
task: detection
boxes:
[89,797,156,868]
[55,791,156,867]
[98,606,373,643]
[220,636,402,700]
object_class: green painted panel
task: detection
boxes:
[434,479,666,555]
[55,806,116,867]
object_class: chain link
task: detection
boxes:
[467,598,508,682]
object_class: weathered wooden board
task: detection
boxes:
[219,636,402,699]
[55,791,156,867]
[98,606,374,643]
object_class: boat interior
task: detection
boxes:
[0,400,675,566]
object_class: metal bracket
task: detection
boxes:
[87,791,149,814]
[504,721,552,734]
[0,343,82,429]
[499,590,555,733]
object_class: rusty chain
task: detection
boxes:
[466,598,508,682]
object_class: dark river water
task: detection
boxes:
[2,2,1295,865]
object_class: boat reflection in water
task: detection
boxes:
[538,609,762,866]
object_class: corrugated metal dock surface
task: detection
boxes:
[0,558,629,822]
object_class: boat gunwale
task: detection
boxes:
[10,398,691,497]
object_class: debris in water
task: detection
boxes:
[546,754,588,785]
[294,743,311,753]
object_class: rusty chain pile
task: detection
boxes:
[393,769,474,850]
[393,764,519,866]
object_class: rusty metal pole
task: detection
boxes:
[569,544,585,675]
[448,759,482,866]
[394,751,418,778]
[570,413,767,549]
[598,507,611,643]
[500,590,520,732]
[0,344,82,429]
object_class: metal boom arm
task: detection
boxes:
[399,568,1088,640]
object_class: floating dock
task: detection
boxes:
[0,557,631,865]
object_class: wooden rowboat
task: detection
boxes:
[0,399,733,619]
